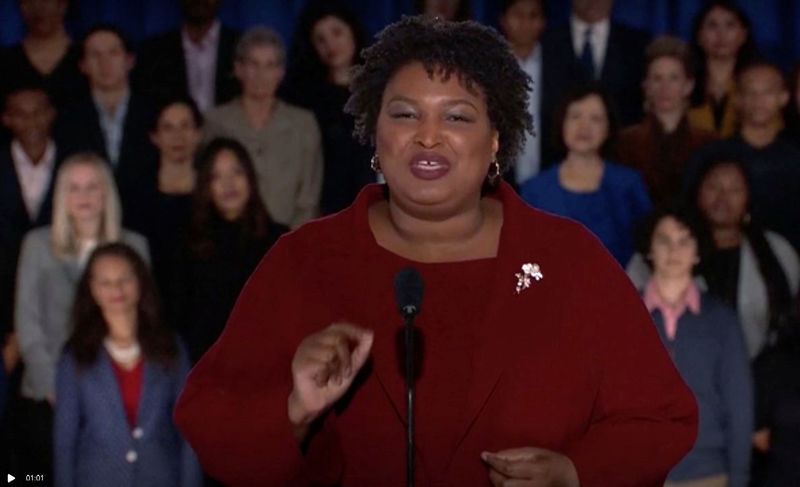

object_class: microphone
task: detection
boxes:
[393,268,424,487]
[394,268,424,319]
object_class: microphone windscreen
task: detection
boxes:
[394,268,424,316]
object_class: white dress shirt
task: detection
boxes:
[570,15,610,78]
[182,20,221,112]
[11,139,56,220]
[93,90,130,168]
[515,44,543,185]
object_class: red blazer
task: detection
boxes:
[174,183,698,486]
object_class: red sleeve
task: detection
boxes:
[563,235,698,487]
[173,238,340,486]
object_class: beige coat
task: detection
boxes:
[203,98,323,229]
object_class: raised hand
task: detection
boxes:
[287,323,373,441]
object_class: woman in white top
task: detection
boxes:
[13,151,149,479]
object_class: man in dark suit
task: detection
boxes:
[0,86,59,238]
[0,86,61,341]
[133,0,239,111]
[542,0,648,134]
[499,0,558,186]
[55,25,157,231]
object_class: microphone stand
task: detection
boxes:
[402,309,417,487]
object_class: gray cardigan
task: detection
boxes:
[627,230,800,358]
[14,227,149,400]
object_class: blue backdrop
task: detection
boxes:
[1,0,799,69]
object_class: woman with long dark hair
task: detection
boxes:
[137,96,203,308]
[687,0,758,137]
[283,0,375,214]
[54,243,200,487]
[172,138,287,362]
[693,158,799,359]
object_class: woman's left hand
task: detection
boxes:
[481,447,580,487]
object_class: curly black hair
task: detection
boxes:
[344,15,533,175]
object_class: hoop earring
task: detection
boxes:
[487,159,500,183]
[370,154,381,173]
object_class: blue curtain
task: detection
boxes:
[1,0,798,69]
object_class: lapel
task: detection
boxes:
[34,148,60,227]
[136,360,159,431]
[94,351,136,436]
[85,101,110,162]
[170,31,189,91]
[117,94,139,176]
[557,25,576,59]
[97,350,160,431]
[0,148,28,224]
[600,24,622,84]
[547,167,570,216]
[215,27,238,103]
[59,254,83,285]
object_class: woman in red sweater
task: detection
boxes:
[174,16,698,487]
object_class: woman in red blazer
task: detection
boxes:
[175,16,698,487]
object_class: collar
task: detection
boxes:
[92,89,131,119]
[646,113,689,137]
[10,139,56,170]
[182,20,221,50]
[570,15,610,41]
[516,43,542,65]
[644,279,701,316]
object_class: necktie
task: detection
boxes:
[579,26,595,79]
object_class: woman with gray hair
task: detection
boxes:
[13,152,149,480]
[203,25,323,229]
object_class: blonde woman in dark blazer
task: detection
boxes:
[13,152,149,479]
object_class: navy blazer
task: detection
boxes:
[0,143,58,238]
[0,144,59,334]
[542,21,649,130]
[54,345,201,487]
[53,93,158,231]
[133,25,240,106]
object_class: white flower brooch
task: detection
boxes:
[515,263,543,294]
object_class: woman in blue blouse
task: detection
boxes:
[522,84,651,264]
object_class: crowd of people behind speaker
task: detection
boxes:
[1,0,800,485]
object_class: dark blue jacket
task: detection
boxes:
[650,294,753,487]
[521,161,651,265]
[54,345,201,487]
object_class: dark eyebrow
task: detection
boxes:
[385,95,479,111]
